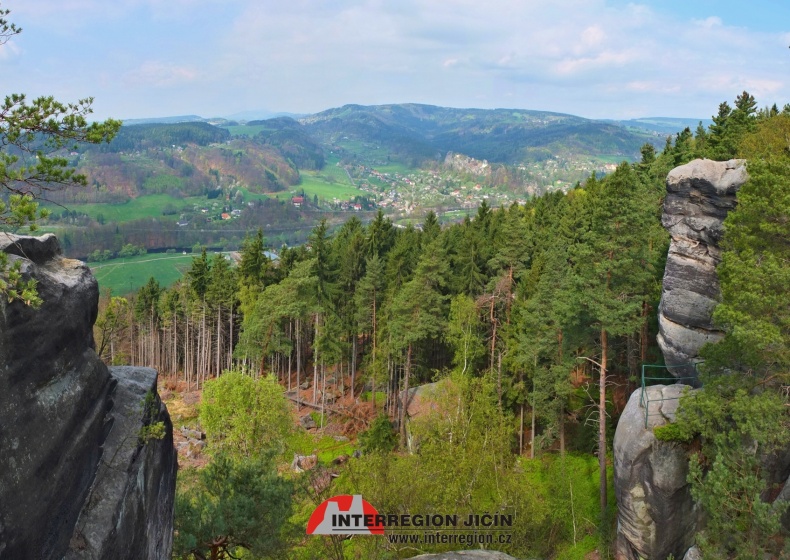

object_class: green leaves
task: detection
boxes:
[174,452,292,560]
[0,9,119,306]
[673,377,789,558]
[199,371,294,460]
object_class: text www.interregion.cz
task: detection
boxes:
[386,532,512,545]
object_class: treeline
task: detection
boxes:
[100,92,779,450]
[104,160,672,449]
[248,116,325,170]
[101,91,790,558]
[60,197,318,259]
[95,122,230,153]
[104,92,775,434]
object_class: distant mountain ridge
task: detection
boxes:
[604,117,713,135]
[122,115,205,126]
[121,105,704,164]
[88,104,708,204]
[298,103,661,164]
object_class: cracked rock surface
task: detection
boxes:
[614,385,698,560]
[0,234,176,560]
[657,159,747,381]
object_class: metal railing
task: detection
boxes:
[639,363,700,429]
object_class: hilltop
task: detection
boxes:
[36,102,692,290]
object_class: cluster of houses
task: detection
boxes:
[291,196,363,211]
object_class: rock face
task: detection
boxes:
[615,160,748,559]
[657,159,747,380]
[0,234,176,560]
[614,385,698,560]
[65,367,176,560]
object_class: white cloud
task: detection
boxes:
[4,0,790,119]
[694,16,723,29]
[0,39,21,60]
[122,61,199,88]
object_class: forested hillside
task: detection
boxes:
[36,104,666,276]
[85,91,790,559]
[301,103,657,165]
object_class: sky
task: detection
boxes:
[2,0,789,122]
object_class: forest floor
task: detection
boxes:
[160,369,378,470]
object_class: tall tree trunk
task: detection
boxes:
[399,344,412,449]
[640,300,649,364]
[599,327,608,527]
[288,319,292,392]
[296,317,301,412]
[216,306,222,377]
[530,395,536,460]
[351,335,356,400]
[558,329,566,457]
[497,350,503,411]
[313,313,319,405]
[321,359,326,428]
[489,297,497,372]
[228,303,234,371]
[184,315,189,390]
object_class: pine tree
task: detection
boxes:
[237,229,269,288]
[569,164,656,525]
[708,101,733,160]
[388,238,449,447]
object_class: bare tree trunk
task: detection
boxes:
[599,327,608,527]
[216,306,222,377]
[184,316,190,390]
[558,329,566,457]
[399,344,412,449]
[489,297,497,372]
[296,317,301,412]
[530,396,536,460]
[497,350,502,411]
[228,303,234,371]
[313,314,319,405]
[321,358,326,428]
[351,335,356,400]
[288,319,293,392]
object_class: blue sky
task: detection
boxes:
[2,0,789,121]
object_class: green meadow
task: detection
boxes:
[46,194,195,223]
[88,252,207,295]
[292,174,366,200]
[223,124,270,137]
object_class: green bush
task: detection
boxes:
[358,414,397,454]
[200,370,293,460]
[653,421,693,443]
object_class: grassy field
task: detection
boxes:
[45,194,195,223]
[370,162,413,174]
[88,252,210,294]
[293,175,366,200]
[593,154,635,164]
[223,124,271,137]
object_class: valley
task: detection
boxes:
[35,103,672,293]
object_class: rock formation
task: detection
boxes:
[657,158,747,381]
[614,385,698,560]
[0,233,176,560]
[615,159,747,559]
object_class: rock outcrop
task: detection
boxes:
[657,159,747,380]
[615,160,747,559]
[0,234,176,560]
[614,385,698,560]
